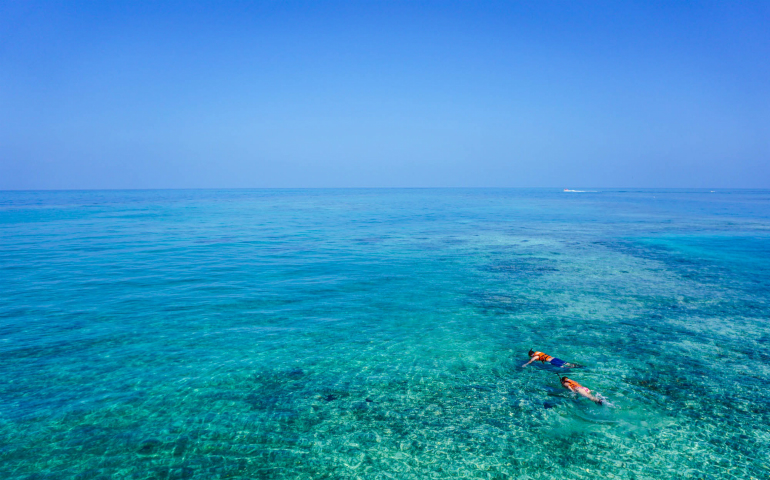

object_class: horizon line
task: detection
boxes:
[0,187,759,193]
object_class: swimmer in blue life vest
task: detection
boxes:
[522,349,581,368]
[559,375,604,405]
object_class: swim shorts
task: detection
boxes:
[550,358,566,367]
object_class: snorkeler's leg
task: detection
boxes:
[576,388,602,404]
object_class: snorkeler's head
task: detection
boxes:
[528,349,535,357]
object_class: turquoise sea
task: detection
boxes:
[1,189,769,479]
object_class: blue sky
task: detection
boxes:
[1,1,768,189]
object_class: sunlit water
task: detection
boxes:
[1,189,768,479]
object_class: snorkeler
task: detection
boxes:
[522,349,579,368]
[559,376,603,405]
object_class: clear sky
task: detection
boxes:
[1,1,768,189]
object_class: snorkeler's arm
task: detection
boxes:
[522,356,537,367]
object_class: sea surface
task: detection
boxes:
[1,189,769,480]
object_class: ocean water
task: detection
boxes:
[1,188,768,480]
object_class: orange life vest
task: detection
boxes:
[561,377,583,391]
[532,351,553,363]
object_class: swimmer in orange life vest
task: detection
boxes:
[522,349,579,368]
[559,376,603,405]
